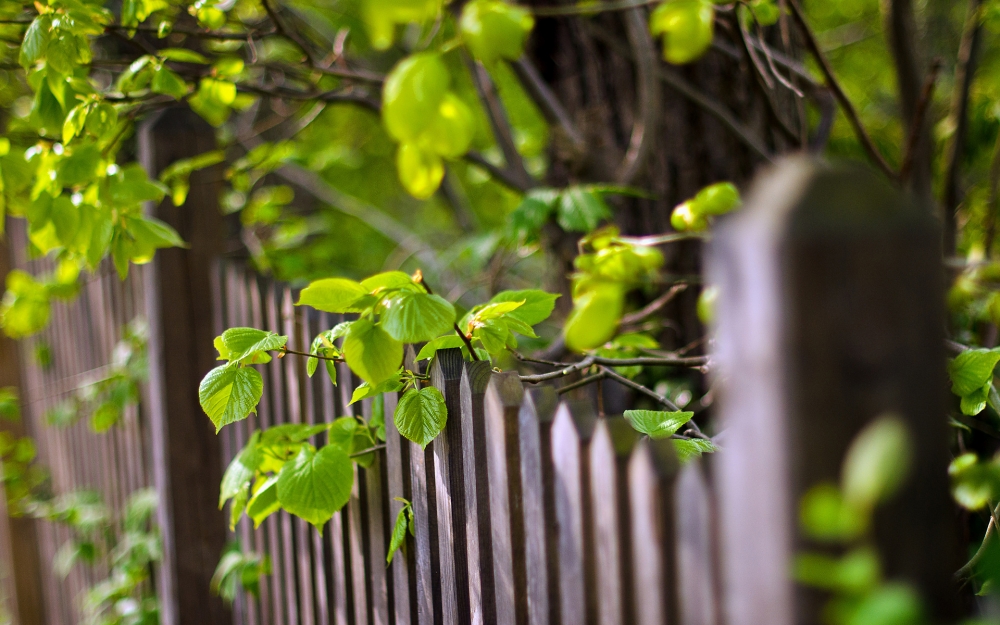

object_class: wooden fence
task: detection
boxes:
[0,154,964,625]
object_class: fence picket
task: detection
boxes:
[459,360,493,625]
[428,348,465,624]
[404,347,436,625]
[363,399,390,625]
[550,401,598,625]
[590,418,640,625]
[483,372,527,625]
[628,438,681,625]
[675,460,717,625]
[383,386,415,625]
[518,387,559,625]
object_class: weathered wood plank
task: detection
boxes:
[404,347,435,625]
[362,399,390,625]
[428,348,465,625]
[589,418,639,625]
[550,401,598,625]
[518,387,559,625]
[627,439,680,625]
[383,385,415,625]
[459,360,494,625]
[138,107,229,625]
[483,371,525,625]
[675,460,717,625]
[709,158,960,623]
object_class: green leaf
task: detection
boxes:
[381,291,456,343]
[556,187,611,232]
[361,271,417,292]
[799,483,866,542]
[247,475,280,528]
[297,278,368,313]
[387,499,412,564]
[949,349,1000,396]
[564,283,624,352]
[394,386,447,448]
[961,382,992,416]
[624,410,693,439]
[276,444,354,529]
[19,16,52,68]
[343,319,403,385]
[349,377,405,405]
[220,432,260,507]
[158,48,210,63]
[488,290,559,325]
[199,364,264,432]
[507,188,557,242]
[841,415,912,508]
[671,438,718,463]
[416,335,466,361]
[220,327,287,363]
[151,65,188,100]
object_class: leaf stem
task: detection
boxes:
[349,444,386,458]
[279,347,343,362]
[417,273,481,361]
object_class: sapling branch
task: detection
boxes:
[899,58,942,183]
[349,444,386,458]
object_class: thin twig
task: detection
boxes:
[957,500,1000,581]
[463,150,530,193]
[619,232,709,246]
[464,54,534,190]
[417,277,481,361]
[280,347,342,362]
[350,444,386,458]
[510,57,585,155]
[261,0,316,66]
[899,58,942,183]
[787,0,897,180]
[557,372,607,394]
[599,366,708,439]
[619,284,687,326]
[587,25,773,162]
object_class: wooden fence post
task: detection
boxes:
[709,158,960,624]
[139,108,230,625]
[0,238,45,625]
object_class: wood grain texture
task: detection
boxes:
[138,108,229,625]
[627,439,680,625]
[709,157,960,624]
[384,387,415,625]
[483,372,526,625]
[550,401,598,625]
[675,460,717,625]
[428,348,465,625]
[405,347,436,625]
[460,360,494,625]
[518,387,559,625]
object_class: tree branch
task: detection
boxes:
[787,0,897,180]
[899,58,942,183]
[261,0,316,66]
[510,57,586,156]
[615,5,661,184]
[943,0,986,256]
[464,55,535,190]
[983,130,1000,256]
[619,284,687,326]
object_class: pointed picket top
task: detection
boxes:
[429,347,464,386]
[460,358,496,625]
[550,400,599,625]
[486,370,526,413]
[627,438,681,625]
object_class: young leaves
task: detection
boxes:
[200,328,286,430]
[624,409,694,439]
[387,498,414,564]
[297,278,369,313]
[672,438,719,463]
[343,319,403,385]
[199,365,264,432]
[394,386,447,448]
[276,444,354,530]
[380,291,456,343]
[948,348,1000,416]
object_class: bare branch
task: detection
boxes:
[510,57,586,156]
[261,0,316,66]
[787,0,897,180]
[615,6,662,184]
[899,59,942,183]
[619,283,687,326]
[464,54,535,190]
[944,0,986,256]
[983,131,1000,256]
